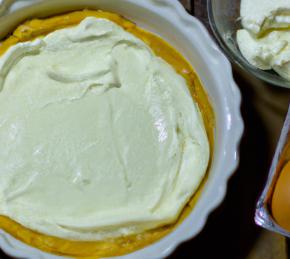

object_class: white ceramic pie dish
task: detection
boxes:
[0,0,244,258]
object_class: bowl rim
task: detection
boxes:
[207,0,290,89]
[0,0,244,258]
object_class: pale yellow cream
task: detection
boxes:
[0,17,209,241]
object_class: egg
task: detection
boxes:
[271,161,290,231]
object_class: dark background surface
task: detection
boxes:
[171,1,290,259]
[1,1,290,259]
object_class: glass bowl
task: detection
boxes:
[207,0,290,88]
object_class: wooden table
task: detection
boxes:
[170,1,290,259]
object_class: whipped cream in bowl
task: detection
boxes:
[237,0,290,82]
[208,0,290,87]
[240,0,290,35]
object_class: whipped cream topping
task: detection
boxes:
[0,17,209,240]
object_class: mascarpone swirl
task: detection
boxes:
[0,17,209,240]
